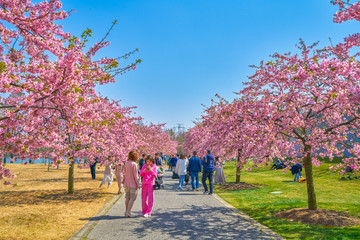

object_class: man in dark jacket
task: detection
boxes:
[202,149,215,195]
[139,154,146,171]
[187,151,202,191]
[138,153,146,183]
[90,157,98,180]
[291,162,302,182]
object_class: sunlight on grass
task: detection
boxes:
[0,163,119,240]
[215,161,360,239]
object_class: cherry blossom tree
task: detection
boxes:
[135,123,177,156]
[184,1,360,211]
[0,0,141,187]
[184,97,275,183]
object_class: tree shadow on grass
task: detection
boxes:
[282,181,298,184]
[216,182,265,191]
[0,188,114,207]
[25,177,91,183]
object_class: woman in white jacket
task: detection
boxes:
[175,154,188,190]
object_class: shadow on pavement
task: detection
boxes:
[80,215,127,221]
[130,204,263,240]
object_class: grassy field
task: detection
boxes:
[0,163,119,240]
[215,161,360,239]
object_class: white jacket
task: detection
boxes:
[175,158,188,176]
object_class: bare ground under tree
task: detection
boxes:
[274,208,360,227]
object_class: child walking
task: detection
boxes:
[140,155,157,217]
[99,157,114,189]
[123,151,140,218]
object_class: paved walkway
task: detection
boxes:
[75,170,282,240]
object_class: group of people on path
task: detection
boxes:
[174,149,226,194]
[93,149,226,218]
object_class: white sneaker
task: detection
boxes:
[125,212,129,217]
[143,214,149,217]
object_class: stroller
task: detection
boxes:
[154,167,164,190]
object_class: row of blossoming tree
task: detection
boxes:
[0,0,177,193]
[184,0,360,211]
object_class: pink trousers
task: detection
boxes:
[141,184,154,215]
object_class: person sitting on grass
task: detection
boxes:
[270,158,281,170]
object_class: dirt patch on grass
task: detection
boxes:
[274,208,360,227]
[216,182,263,190]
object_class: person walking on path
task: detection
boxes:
[214,156,226,185]
[154,153,163,166]
[202,149,215,195]
[175,154,188,190]
[115,158,125,194]
[99,157,114,189]
[140,155,157,217]
[138,153,146,183]
[123,151,141,218]
[187,151,202,191]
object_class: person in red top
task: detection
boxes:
[123,150,140,218]
[140,155,157,217]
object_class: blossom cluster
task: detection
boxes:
[0,0,176,184]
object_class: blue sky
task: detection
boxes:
[59,0,359,130]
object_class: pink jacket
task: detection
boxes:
[140,164,157,185]
[123,160,140,189]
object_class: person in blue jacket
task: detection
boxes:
[187,151,202,191]
[202,149,215,195]
[169,155,177,170]
[291,162,302,182]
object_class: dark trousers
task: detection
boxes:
[90,163,97,179]
[202,171,214,193]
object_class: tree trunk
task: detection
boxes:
[236,149,241,183]
[68,161,75,194]
[303,146,317,210]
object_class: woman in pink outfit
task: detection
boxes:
[140,155,157,217]
[123,151,140,218]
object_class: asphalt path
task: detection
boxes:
[81,170,282,240]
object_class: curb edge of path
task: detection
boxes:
[212,193,284,240]
[70,193,123,240]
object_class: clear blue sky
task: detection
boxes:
[59,0,359,130]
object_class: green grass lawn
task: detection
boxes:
[214,161,360,240]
